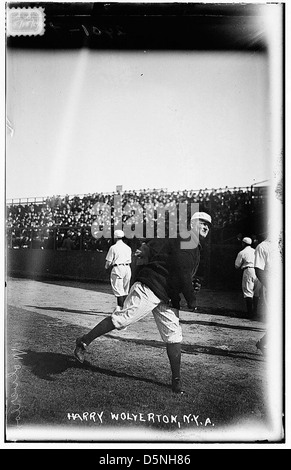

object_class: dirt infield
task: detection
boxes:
[5,276,282,444]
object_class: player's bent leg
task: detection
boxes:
[74,317,115,363]
[153,304,185,395]
[111,282,160,330]
[74,282,159,363]
[82,317,115,346]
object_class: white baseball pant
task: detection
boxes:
[242,267,261,298]
[110,265,131,296]
[111,281,182,343]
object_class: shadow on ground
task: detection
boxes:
[25,305,108,315]
[179,319,265,332]
[19,349,170,390]
[105,335,265,362]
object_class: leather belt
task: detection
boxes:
[113,263,129,267]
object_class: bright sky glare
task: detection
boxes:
[6,48,272,200]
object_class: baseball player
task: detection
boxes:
[74,211,211,395]
[254,235,279,354]
[235,237,261,318]
[105,229,132,309]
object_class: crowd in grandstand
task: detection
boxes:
[6,186,267,250]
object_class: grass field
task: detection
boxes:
[5,277,279,443]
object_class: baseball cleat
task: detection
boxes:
[171,377,186,395]
[74,338,87,363]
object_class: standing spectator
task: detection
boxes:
[235,237,261,318]
[61,232,75,250]
[44,230,55,250]
[105,230,132,310]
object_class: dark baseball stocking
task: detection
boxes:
[81,317,115,346]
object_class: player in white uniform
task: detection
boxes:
[235,237,261,318]
[254,238,272,353]
[105,229,132,309]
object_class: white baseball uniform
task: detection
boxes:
[235,245,260,298]
[106,239,132,296]
[254,239,273,304]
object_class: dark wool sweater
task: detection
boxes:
[135,234,201,309]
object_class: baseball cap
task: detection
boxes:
[191,212,212,225]
[242,237,252,245]
[114,229,125,239]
